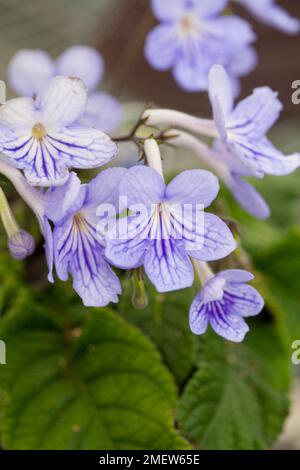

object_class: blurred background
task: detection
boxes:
[0,0,299,449]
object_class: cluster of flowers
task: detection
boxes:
[145,0,300,93]
[0,44,299,343]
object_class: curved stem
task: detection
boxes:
[142,109,219,139]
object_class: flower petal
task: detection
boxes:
[38,76,88,128]
[224,283,264,318]
[218,269,254,283]
[87,167,127,208]
[0,97,36,131]
[45,126,118,170]
[76,92,123,133]
[232,138,300,176]
[8,49,55,97]
[229,174,270,219]
[189,292,209,335]
[208,64,234,119]
[119,165,165,207]
[145,24,179,71]
[56,46,104,92]
[228,87,283,140]
[165,169,219,208]
[173,52,209,92]
[144,239,194,292]
[188,212,237,261]
[209,303,249,342]
[44,172,83,223]
[151,0,186,21]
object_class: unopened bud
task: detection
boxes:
[131,270,148,310]
[8,230,35,260]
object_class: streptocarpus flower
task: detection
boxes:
[44,169,125,307]
[208,64,300,178]
[189,268,264,342]
[238,0,300,35]
[105,165,236,293]
[8,46,122,134]
[145,0,256,93]
[0,76,118,186]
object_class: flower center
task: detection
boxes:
[32,123,46,140]
[179,13,199,37]
[73,212,87,232]
[203,277,226,303]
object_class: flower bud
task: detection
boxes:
[8,230,35,260]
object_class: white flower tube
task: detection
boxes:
[142,109,218,138]
[144,138,164,179]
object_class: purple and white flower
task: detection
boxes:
[208,64,300,178]
[145,0,256,93]
[0,76,118,187]
[8,46,122,134]
[190,268,264,342]
[105,165,236,293]
[44,169,125,307]
[238,0,300,35]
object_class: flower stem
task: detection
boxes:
[144,139,164,179]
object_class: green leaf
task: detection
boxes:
[252,228,300,340]
[118,279,196,386]
[177,310,291,450]
[0,296,188,450]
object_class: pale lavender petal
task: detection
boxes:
[77,92,123,133]
[56,45,104,92]
[165,169,219,207]
[44,172,83,223]
[224,283,264,317]
[0,97,36,131]
[218,269,254,283]
[208,64,234,118]
[209,304,249,342]
[228,87,283,139]
[193,0,228,16]
[229,175,270,219]
[173,53,209,92]
[189,292,209,335]
[38,76,88,128]
[151,0,186,21]
[145,24,179,71]
[188,212,237,261]
[38,215,54,283]
[86,167,127,208]
[119,165,165,207]
[229,47,258,77]
[8,49,55,97]
[144,239,194,292]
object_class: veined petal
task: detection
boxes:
[45,127,118,169]
[38,76,88,128]
[189,292,209,335]
[0,97,36,131]
[144,238,194,292]
[208,64,234,119]
[165,169,219,208]
[145,24,179,71]
[151,0,186,21]
[54,215,121,306]
[76,92,123,133]
[232,138,300,176]
[209,302,249,342]
[44,172,83,223]
[218,269,254,283]
[224,283,264,318]
[188,212,237,261]
[8,49,55,97]
[229,174,270,219]
[56,46,104,92]
[228,87,283,139]
[86,167,126,208]
[119,165,165,207]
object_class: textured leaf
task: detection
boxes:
[0,296,188,450]
[177,312,291,450]
[118,279,196,386]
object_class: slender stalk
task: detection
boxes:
[0,186,19,236]
[142,109,219,139]
[192,259,214,285]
